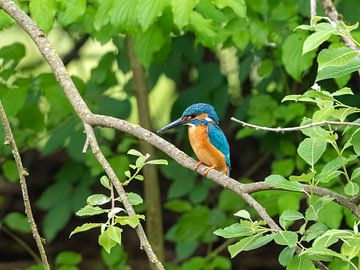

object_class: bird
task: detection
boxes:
[158,103,230,175]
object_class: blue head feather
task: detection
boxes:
[182,103,220,123]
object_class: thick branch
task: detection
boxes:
[0,1,164,268]
[0,101,50,269]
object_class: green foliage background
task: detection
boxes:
[0,0,360,269]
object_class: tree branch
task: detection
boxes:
[231,117,360,132]
[0,101,50,269]
[0,1,164,269]
[310,0,317,20]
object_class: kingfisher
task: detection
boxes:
[158,103,230,175]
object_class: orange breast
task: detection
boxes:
[188,124,228,175]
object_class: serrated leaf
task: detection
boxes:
[87,194,111,206]
[305,196,334,221]
[98,228,117,253]
[279,246,295,266]
[234,209,251,220]
[70,223,102,237]
[344,182,359,196]
[146,159,168,165]
[59,0,86,26]
[212,0,247,18]
[106,226,122,245]
[228,234,273,258]
[76,205,108,216]
[100,175,111,190]
[297,137,327,166]
[316,59,360,81]
[127,149,143,156]
[137,0,167,30]
[127,192,143,205]
[116,215,145,228]
[279,210,304,229]
[274,231,298,247]
[303,30,333,55]
[171,0,199,29]
[29,0,56,33]
[264,175,304,192]
[282,32,316,81]
[317,47,358,71]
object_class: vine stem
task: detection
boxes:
[0,101,50,269]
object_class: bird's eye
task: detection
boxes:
[190,114,197,118]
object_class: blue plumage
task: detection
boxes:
[208,123,231,169]
[158,103,231,175]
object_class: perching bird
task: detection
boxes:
[158,103,230,175]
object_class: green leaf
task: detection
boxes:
[2,160,19,182]
[317,47,358,71]
[351,167,360,181]
[126,192,143,205]
[212,0,247,18]
[171,0,199,29]
[316,59,360,81]
[165,199,192,213]
[116,215,145,228]
[234,209,251,220]
[146,159,169,165]
[297,137,327,166]
[107,226,123,245]
[127,149,143,157]
[305,196,334,221]
[264,175,304,192]
[282,32,316,81]
[287,255,316,270]
[228,234,273,258]
[59,0,86,26]
[313,229,353,249]
[289,172,316,183]
[331,87,354,96]
[3,212,31,233]
[351,130,360,155]
[214,223,253,239]
[29,0,57,33]
[76,205,107,216]
[274,231,298,247]
[301,223,328,242]
[99,228,117,253]
[70,223,102,237]
[100,175,111,190]
[0,10,14,31]
[344,182,359,196]
[87,194,111,206]
[133,26,167,69]
[279,210,304,229]
[279,246,296,266]
[55,251,82,266]
[110,0,137,31]
[189,11,218,47]
[94,0,113,30]
[137,0,167,30]
[303,30,333,55]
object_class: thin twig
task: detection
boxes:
[83,124,165,270]
[0,101,50,269]
[231,117,360,132]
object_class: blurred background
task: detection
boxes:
[0,0,359,269]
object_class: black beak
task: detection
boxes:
[157,117,188,133]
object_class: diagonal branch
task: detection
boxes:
[0,101,50,269]
[0,1,164,269]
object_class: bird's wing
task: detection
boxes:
[207,123,231,169]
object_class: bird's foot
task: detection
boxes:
[194,161,204,171]
[203,165,216,175]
